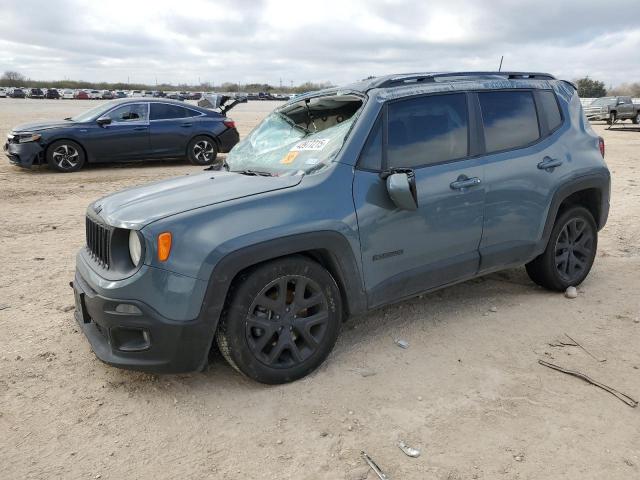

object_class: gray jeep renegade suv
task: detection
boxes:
[73,71,610,384]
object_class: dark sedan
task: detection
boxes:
[45,88,61,99]
[4,98,240,172]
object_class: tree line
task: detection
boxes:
[0,71,332,94]
[3,70,639,98]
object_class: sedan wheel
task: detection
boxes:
[52,144,80,170]
[187,135,218,165]
[194,140,214,163]
[46,140,85,172]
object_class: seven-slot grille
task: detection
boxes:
[85,216,111,268]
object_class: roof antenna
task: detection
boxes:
[498,55,504,72]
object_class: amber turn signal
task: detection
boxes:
[157,232,172,261]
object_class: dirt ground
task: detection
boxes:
[0,98,639,480]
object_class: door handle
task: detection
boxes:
[133,126,148,131]
[180,123,192,128]
[537,157,563,171]
[450,175,481,190]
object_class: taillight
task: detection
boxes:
[598,137,605,158]
[223,118,236,129]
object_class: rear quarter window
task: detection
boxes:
[478,91,540,153]
[538,90,562,132]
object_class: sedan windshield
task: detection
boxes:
[226,94,363,175]
[70,101,119,122]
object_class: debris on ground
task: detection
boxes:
[564,333,606,363]
[514,453,525,462]
[352,367,377,378]
[0,304,9,311]
[565,286,578,299]
[394,339,409,349]
[361,451,390,480]
[538,360,638,407]
[397,440,421,458]
[489,306,498,313]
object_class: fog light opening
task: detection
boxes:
[111,327,151,352]
[114,303,142,315]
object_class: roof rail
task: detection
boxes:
[376,71,556,88]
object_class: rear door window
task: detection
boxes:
[478,91,540,153]
[387,93,468,168]
[150,103,189,120]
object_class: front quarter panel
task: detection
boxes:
[140,163,366,311]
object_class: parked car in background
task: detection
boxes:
[130,90,143,97]
[113,91,127,98]
[66,71,610,383]
[28,88,45,99]
[0,87,7,98]
[188,92,202,100]
[101,90,114,100]
[45,88,61,99]
[87,90,101,100]
[9,88,26,98]
[61,89,75,99]
[167,92,186,101]
[4,98,240,172]
[584,96,640,125]
[74,90,90,100]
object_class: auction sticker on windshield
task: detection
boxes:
[292,139,330,151]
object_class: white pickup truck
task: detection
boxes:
[584,96,640,125]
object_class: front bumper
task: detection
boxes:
[4,141,44,168]
[72,270,214,373]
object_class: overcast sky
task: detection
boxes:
[0,0,638,87]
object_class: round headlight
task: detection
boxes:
[128,230,142,266]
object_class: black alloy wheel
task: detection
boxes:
[216,256,342,384]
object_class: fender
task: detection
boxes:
[194,230,368,347]
[535,170,610,257]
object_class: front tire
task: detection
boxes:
[46,140,85,172]
[526,206,598,291]
[187,135,217,165]
[216,256,342,384]
[633,112,640,125]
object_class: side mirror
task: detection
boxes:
[386,171,418,210]
[96,116,112,126]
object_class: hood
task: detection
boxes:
[12,120,77,133]
[91,171,303,229]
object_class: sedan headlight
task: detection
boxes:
[16,132,42,143]
[128,230,142,266]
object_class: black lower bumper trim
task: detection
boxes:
[72,271,213,373]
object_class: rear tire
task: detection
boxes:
[216,256,342,384]
[187,135,217,165]
[46,140,85,172]
[633,112,640,125]
[526,206,598,291]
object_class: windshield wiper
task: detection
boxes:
[232,169,276,177]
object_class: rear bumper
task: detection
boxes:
[218,128,240,153]
[72,269,214,373]
[4,141,43,168]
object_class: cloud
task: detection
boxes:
[0,0,638,87]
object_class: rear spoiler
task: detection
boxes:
[197,94,248,115]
